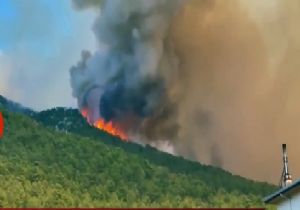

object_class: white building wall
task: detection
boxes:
[278,192,300,210]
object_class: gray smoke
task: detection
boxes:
[70,0,182,144]
[70,0,300,183]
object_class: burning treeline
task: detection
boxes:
[70,0,300,183]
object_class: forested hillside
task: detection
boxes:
[0,95,34,116]
[33,108,275,194]
[0,101,276,208]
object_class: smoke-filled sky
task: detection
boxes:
[1,0,300,184]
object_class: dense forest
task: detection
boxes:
[0,97,276,208]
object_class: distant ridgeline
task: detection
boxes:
[0,95,276,208]
[0,95,35,116]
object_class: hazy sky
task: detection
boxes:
[0,0,97,110]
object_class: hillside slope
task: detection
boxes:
[34,108,275,194]
[0,95,35,116]
[0,106,276,208]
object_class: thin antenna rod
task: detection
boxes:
[281,144,292,187]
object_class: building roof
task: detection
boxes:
[264,179,300,204]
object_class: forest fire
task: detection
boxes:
[94,119,128,141]
[80,109,128,141]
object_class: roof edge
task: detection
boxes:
[264,179,300,204]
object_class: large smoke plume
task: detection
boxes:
[70,0,300,183]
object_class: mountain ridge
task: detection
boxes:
[0,95,35,116]
[0,95,276,208]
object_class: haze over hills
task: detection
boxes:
[0,95,276,208]
[0,95,35,116]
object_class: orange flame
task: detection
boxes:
[80,108,128,141]
[94,118,128,141]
